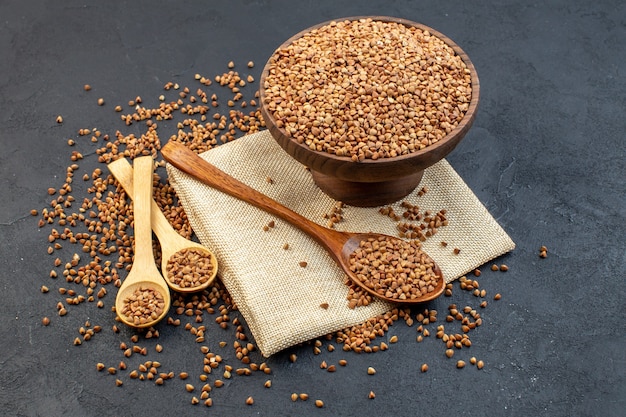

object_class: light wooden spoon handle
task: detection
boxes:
[108,157,178,244]
[131,156,156,270]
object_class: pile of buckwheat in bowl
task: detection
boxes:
[260,17,480,206]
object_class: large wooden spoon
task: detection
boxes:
[115,156,171,328]
[108,157,218,293]
[161,140,444,304]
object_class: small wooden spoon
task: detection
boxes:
[108,157,218,293]
[115,156,171,328]
[161,140,444,304]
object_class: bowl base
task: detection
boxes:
[310,170,424,207]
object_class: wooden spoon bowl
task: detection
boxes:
[114,156,171,328]
[108,158,218,294]
[162,140,444,305]
[259,16,480,207]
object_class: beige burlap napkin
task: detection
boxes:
[166,130,515,357]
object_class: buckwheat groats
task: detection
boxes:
[263,18,472,161]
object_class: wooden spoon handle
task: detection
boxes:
[109,157,180,244]
[161,140,348,255]
[132,156,156,267]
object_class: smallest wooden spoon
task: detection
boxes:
[162,140,445,305]
[108,157,218,293]
[114,156,171,328]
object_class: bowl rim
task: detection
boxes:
[259,15,480,166]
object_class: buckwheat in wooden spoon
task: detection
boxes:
[108,157,218,294]
[162,140,444,304]
[114,156,171,328]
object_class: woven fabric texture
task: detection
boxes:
[166,130,515,357]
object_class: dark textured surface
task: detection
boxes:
[1,1,624,416]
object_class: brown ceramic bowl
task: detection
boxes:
[259,16,480,207]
